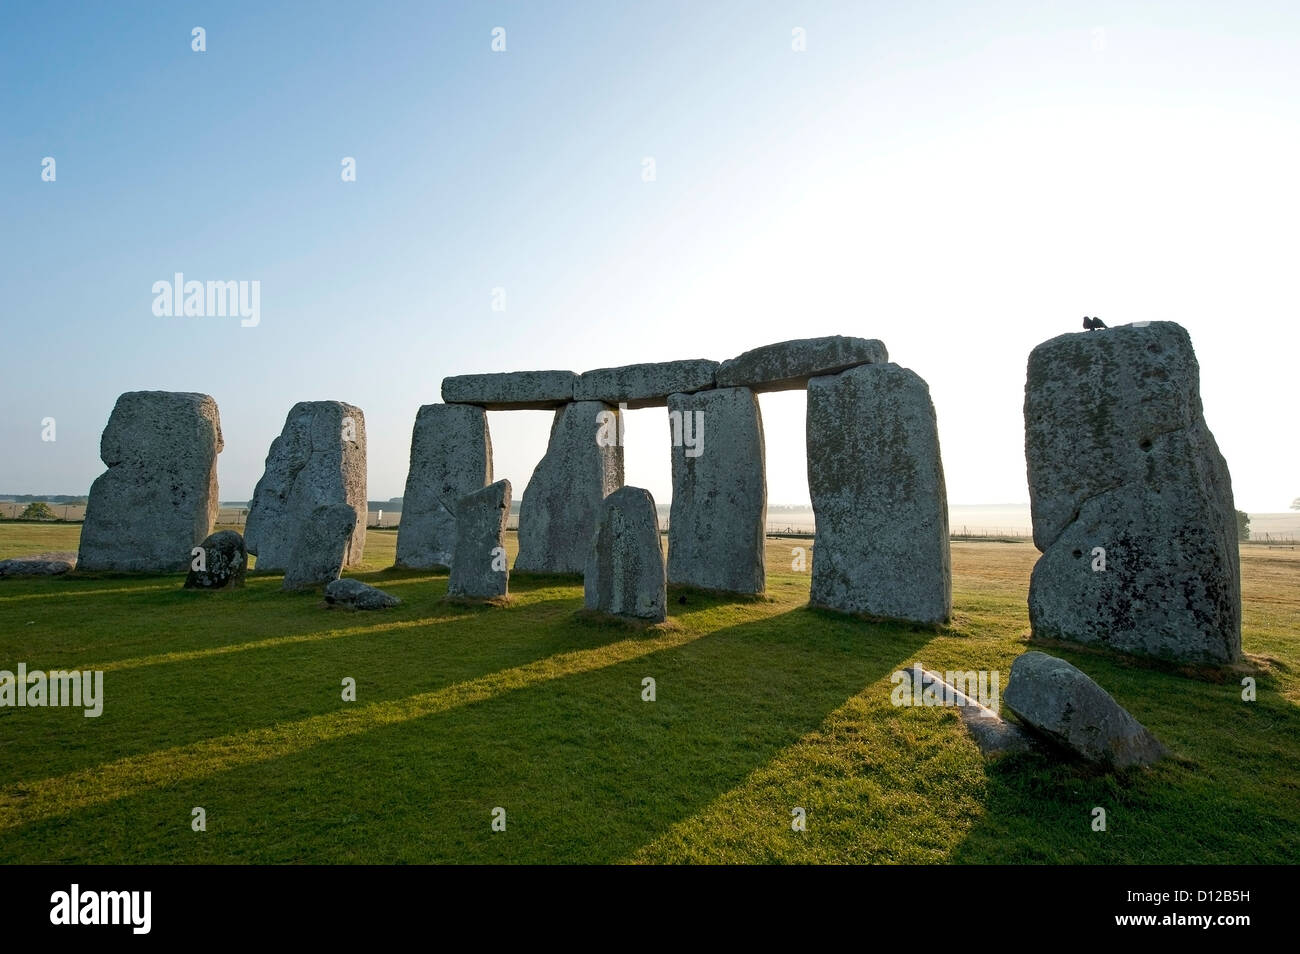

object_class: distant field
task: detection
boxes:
[0,524,1296,863]
[10,503,1297,541]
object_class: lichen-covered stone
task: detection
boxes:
[717,336,888,392]
[666,387,766,594]
[245,401,367,572]
[324,578,401,609]
[447,480,512,599]
[575,359,717,409]
[0,556,75,577]
[396,404,492,569]
[77,391,223,572]
[515,401,624,574]
[1004,651,1168,768]
[585,486,666,621]
[807,363,951,623]
[1025,322,1240,663]
[280,503,357,590]
[441,370,576,410]
[184,530,246,589]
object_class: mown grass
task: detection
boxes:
[0,525,1296,863]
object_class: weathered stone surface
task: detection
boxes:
[245,401,367,572]
[807,363,951,623]
[717,336,889,392]
[77,391,223,572]
[396,404,492,569]
[324,578,401,610]
[447,480,512,599]
[666,387,766,594]
[1025,322,1240,663]
[441,370,576,410]
[281,503,357,590]
[184,530,246,589]
[515,401,624,573]
[575,359,717,409]
[585,486,666,621]
[0,555,75,577]
[1004,651,1168,768]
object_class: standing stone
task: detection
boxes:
[1004,652,1168,769]
[807,363,951,623]
[77,391,223,572]
[1024,322,1240,663]
[447,480,512,599]
[245,401,367,572]
[585,486,667,622]
[515,401,624,573]
[396,404,492,569]
[666,387,766,594]
[184,530,247,589]
[281,503,357,590]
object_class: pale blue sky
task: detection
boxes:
[3,1,1297,510]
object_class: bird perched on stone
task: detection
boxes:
[1082,316,1108,330]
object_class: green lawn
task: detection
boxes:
[0,524,1296,863]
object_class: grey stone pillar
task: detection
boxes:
[807,363,950,623]
[77,391,223,572]
[245,401,367,570]
[396,403,492,569]
[666,387,766,594]
[515,401,624,573]
[1024,322,1240,663]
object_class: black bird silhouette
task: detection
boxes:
[1082,316,1108,331]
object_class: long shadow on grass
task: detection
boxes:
[0,582,624,790]
[0,603,941,862]
[947,644,1300,864]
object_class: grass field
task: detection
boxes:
[1,523,1297,864]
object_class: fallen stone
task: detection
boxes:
[447,480,512,598]
[1025,321,1241,663]
[516,401,624,573]
[396,404,493,569]
[1003,651,1168,769]
[904,665,1033,756]
[441,370,576,410]
[324,578,401,609]
[574,359,717,409]
[807,363,951,623]
[245,401,367,572]
[716,336,889,392]
[666,387,766,594]
[585,486,667,622]
[76,391,223,572]
[184,530,247,589]
[281,503,358,590]
[0,556,75,577]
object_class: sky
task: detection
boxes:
[2,0,1297,511]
